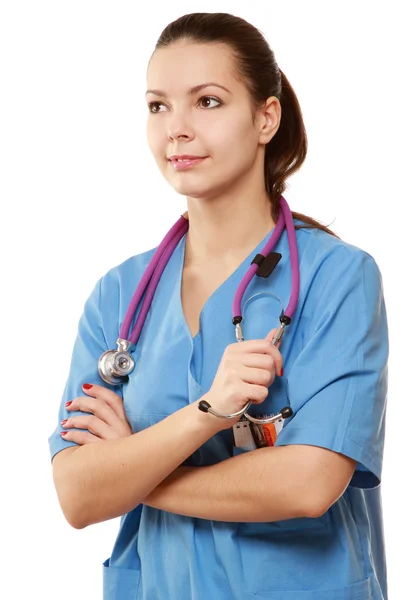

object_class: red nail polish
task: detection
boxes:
[65,401,72,408]
[60,431,68,436]
[280,367,284,376]
[83,383,93,390]
[61,419,68,426]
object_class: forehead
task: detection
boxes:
[147,42,239,92]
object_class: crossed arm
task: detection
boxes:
[53,389,356,529]
[141,444,357,522]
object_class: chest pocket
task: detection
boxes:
[120,335,204,467]
[121,334,192,421]
[125,413,166,435]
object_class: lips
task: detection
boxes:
[169,156,206,162]
[169,156,207,170]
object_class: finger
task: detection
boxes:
[64,414,113,439]
[266,327,282,349]
[228,333,283,375]
[240,365,275,387]
[266,329,282,376]
[67,395,118,427]
[265,329,283,376]
[60,429,102,446]
[81,383,127,422]
[242,382,270,405]
[241,353,277,373]
[231,340,282,377]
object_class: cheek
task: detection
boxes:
[147,140,168,173]
[213,128,257,175]
[146,122,163,158]
[212,116,257,158]
[145,120,153,147]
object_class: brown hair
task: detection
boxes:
[151,12,339,239]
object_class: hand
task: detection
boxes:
[60,383,133,445]
[202,328,283,432]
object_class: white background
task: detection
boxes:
[1,1,416,598]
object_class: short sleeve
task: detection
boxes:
[48,276,122,463]
[275,250,389,489]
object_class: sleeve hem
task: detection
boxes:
[275,426,382,489]
[48,433,79,464]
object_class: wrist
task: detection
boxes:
[191,393,223,435]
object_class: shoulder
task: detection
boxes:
[82,245,160,345]
[293,218,382,279]
[291,219,385,331]
[82,245,159,329]
[99,245,159,295]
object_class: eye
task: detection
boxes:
[147,96,222,114]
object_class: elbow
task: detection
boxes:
[57,480,92,529]
[55,482,87,529]
[70,517,89,530]
[281,488,328,521]
[302,488,335,519]
[64,509,86,530]
[304,482,350,519]
[52,483,84,529]
[62,491,90,529]
[304,500,329,520]
[52,456,88,530]
[54,478,101,530]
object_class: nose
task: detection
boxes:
[167,110,194,142]
[168,127,193,142]
[168,130,191,141]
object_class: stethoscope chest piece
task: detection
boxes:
[98,338,135,385]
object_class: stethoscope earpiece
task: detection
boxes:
[197,399,293,425]
[279,406,293,419]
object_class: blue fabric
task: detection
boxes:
[49,219,388,599]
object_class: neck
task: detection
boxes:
[183,192,276,268]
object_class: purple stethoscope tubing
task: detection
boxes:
[122,195,299,347]
[98,196,299,424]
[120,218,189,344]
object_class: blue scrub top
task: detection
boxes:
[48,218,389,600]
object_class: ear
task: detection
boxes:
[259,96,282,144]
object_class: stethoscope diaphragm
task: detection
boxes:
[98,338,135,385]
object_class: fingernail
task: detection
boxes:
[280,367,284,376]
[65,401,72,408]
[60,431,68,436]
[61,419,68,426]
[83,383,93,390]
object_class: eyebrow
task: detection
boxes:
[145,83,232,98]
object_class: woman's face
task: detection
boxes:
[145,42,268,202]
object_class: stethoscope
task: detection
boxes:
[98,196,299,425]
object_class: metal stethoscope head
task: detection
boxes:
[98,338,136,385]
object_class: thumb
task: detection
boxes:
[266,328,281,348]
[266,328,283,377]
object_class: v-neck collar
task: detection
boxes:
[175,225,276,343]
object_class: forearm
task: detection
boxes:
[143,445,315,522]
[62,399,220,529]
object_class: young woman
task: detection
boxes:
[49,12,388,600]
